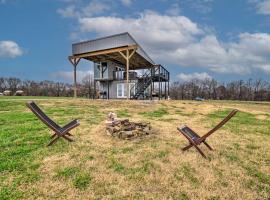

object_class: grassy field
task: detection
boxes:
[0,97,269,200]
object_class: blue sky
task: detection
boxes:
[0,0,270,83]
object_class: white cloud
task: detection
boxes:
[120,0,133,7]
[82,1,110,17]
[77,11,270,75]
[79,11,203,51]
[57,5,78,18]
[57,1,110,18]
[52,70,93,83]
[253,0,270,15]
[0,40,23,58]
[177,72,212,82]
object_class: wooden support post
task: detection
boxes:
[161,81,163,100]
[165,81,167,100]
[74,66,77,97]
[126,49,130,100]
[119,46,137,100]
[159,66,161,100]
[107,81,109,99]
[152,82,154,100]
[68,57,81,98]
[150,81,152,100]
[168,80,170,99]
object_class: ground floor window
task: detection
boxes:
[117,83,135,98]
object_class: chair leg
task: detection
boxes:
[203,141,213,150]
[52,132,72,139]
[194,145,207,158]
[48,133,74,146]
[48,136,60,146]
[182,143,193,151]
[62,134,74,142]
[66,132,73,136]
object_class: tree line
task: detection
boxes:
[170,78,270,101]
[1,76,270,101]
[0,75,95,98]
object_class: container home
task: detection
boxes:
[68,32,170,100]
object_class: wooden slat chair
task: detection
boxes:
[177,109,238,158]
[26,101,80,146]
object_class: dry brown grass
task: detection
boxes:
[1,99,270,199]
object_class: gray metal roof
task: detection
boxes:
[72,32,155,65]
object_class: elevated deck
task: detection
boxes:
[68,32,170,99]
[70,32,154,70]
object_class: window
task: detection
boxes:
[117,83,135,98]
[96,62,107,78]
[130,83,135,96]
[117,83,124,98]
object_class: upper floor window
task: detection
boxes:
[97,62,107,78]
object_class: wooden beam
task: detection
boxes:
[69,45,138,60]
[128,48,136,59]
[119,51,127,60]
[118,47,138,100]
[126,49,130,100]
[68,57,81,67]
[68,57,81,98]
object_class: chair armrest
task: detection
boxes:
[61,119,80,134]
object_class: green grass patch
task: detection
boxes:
[155,150,169,159]
[55,167,79,179]
[0,185,23,200]
[244,165,270,185]
[108,156,125,173]
[117,109,131,118]
[206,109,270,136]
[245,143,260,150]
[1,98,270,199]
[219,150,240,162]
[83,105,104,124]
[73,172,91,190]
[175,109,193,116]
[55,167,91,190]
[139,107,168,118]
[174,164,199,187]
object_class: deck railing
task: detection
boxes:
[130,65,170,99]
[113,71,138,80]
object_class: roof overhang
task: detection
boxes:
[69,33,155,70]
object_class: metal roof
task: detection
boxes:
[71,32,155,69]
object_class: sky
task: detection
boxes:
[1,0,270,83]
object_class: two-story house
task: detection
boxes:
[69,32,170,100]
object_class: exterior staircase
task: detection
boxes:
[130,65,169,100]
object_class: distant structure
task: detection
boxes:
[15,90,24,96]
[3,90,11,96]
[69,32,170,100]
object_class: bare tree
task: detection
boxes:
[82,74,95,98]
[170,78,270,101]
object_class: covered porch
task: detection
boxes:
[68,33,155,99]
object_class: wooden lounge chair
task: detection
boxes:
[177,109,238,158]
[26,101,80,146]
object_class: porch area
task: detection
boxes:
[68,32,170,100]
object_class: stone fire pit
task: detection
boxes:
[105,112,152,140]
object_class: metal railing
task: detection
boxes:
[130,65,170,99]
[113,71,138,80]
